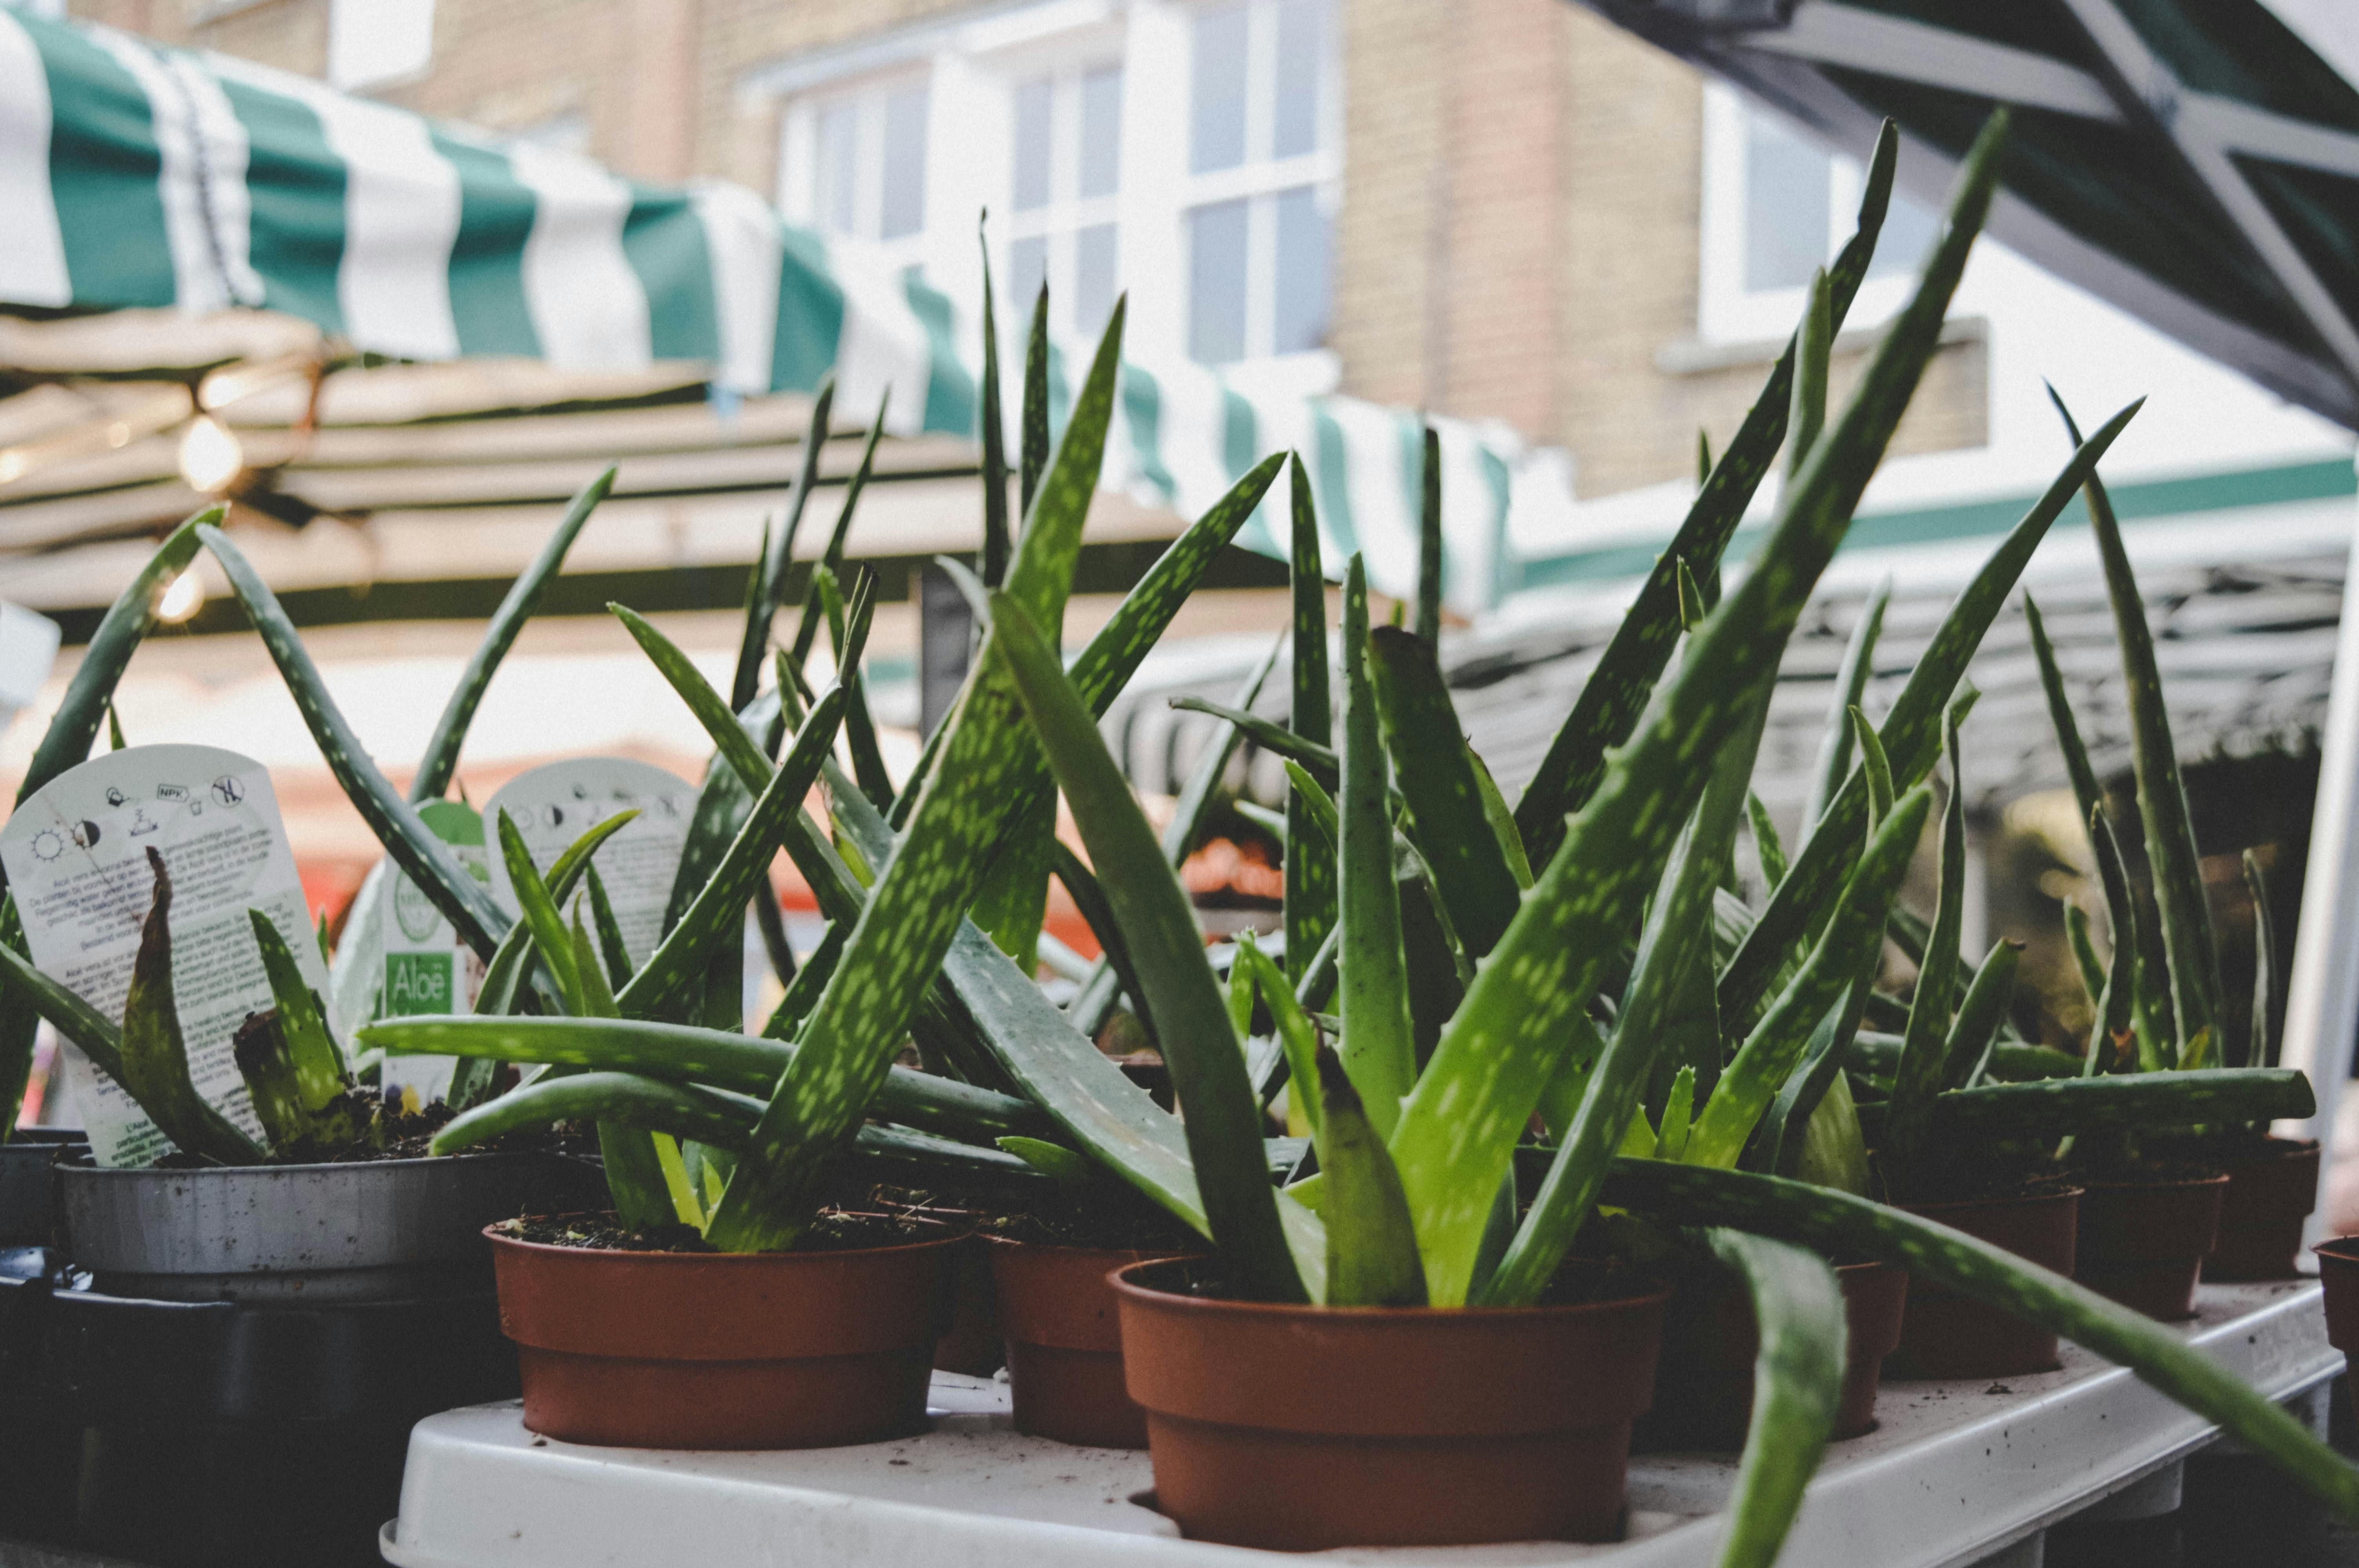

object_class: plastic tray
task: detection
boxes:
[382,1279,2338,1568]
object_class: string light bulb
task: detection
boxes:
[177,415,244,494]
[156,567,205,625]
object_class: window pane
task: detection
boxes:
[1009,235,1048,320]
[1742,108,1830,293]
[1188,199,1249,364]
[1079,66,1123,199]
[1075,223,1118,339]
[1272,0,1324,161]
[880,82,930,241]
[1867,191,1940,278]
[1272,186,1329,354]
[1190,3,1248,174]
[817,102,858,237]
[1012,77,1052,212]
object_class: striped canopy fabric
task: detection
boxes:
[0,9,1561,614]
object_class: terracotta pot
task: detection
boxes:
[1639,1258,1908,1450]
[1112,1259,1668,1550]
[2312,1239,2359,1391]
[486,1219,962,1449]
[1895,1189,2080,1378]
[986,1238,1191,1448]
[2075,1174,2228,1321]
[2207,1139,2321,1281]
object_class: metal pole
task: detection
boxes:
[2275,471,2359,1252]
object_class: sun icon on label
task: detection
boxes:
[31,831,64,861]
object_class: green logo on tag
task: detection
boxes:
[384,951,455,1015]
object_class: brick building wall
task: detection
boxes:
[72,0,1987,501]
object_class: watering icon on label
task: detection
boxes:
[104,788,125,808]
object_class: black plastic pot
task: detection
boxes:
[37,1282,517,1568]
[0,1131,87,1247]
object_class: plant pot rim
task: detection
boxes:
[2082,1172,2231,1193]
[59,1148,559,1178]
[482,1214,968,1265]
[2313,1236,2359,1265]
[1111,1258,1670,1320]
[1906,1184,2084,1214]
[979,1232,1194,1259]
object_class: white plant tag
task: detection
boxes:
[0,744,324,1167]
[483,758,694,971]
[376,799,489,1110]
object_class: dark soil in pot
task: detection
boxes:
[488,1210,963,1449]
[2207,1137,2320,1281]
[1112,1258,1668,1550]
[1637,1258,1907,1450]
[1894,1185,2080,1378]
[2073,1168,2227,1321]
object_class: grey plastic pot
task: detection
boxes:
[58,1152,601,1303]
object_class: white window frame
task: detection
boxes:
[1172,0,1341,384]
[1697,83,1919,346]
[327,0,435,93]
[777,65,937,275]
[980,22,1129,341]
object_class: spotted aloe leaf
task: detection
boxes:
[1287,456,1338,984]
[1369,625,1521,960]
[1934,1067,2309,1137]
[1318,1048,1424,1307]
[413,470,613,803]
[121,850,267,1165]
[1337,559,1416,1136]
[787,391,886,673]
[1603,1159,2359,1524]
[1802,577,1891,830]
[734,379,835,708]
[1709,1229,1846,1568]
[1510,123,1899,867]
[991,588,1309,1302]
[1403,113,2013,1310]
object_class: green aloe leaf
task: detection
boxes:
[1338,559,1416,1134]
[585,866,632,989]
[413,470,612,802]
[1318,1047,1425,1307]
[1943,939,2022,1090]
[978,227,1012,589]
[1510,123,1901,866]
[1747,793,1788,891]
[473,811,639,1017]
[735,379,834,708]
[15,510,213,811]
[1803,579,1891,829]
[2050,388,2225,1058]
[1173,697,1336,783]
[1786,269,1832,479]
[1415,425,1443,647]
[1718,397,2145,1027]
[2248,850,2282,1065]
[787,392,889,672]
[1369,624,1522,959]
[1287,455,1338,982]
[0,924,127,1085]
[1050,840,1156,1044]
[1936,1067,2310,1136]
[1690,787,1931,1169]
[246,909,345,1109]
[1234,932,1324,1144]
[702,303,1129,1252]
[121,850,267,1165]
[1601,1158,2359,1523]
[1709,1228,1846,1568]
[1021,281,1050,515]
[997,1135,1092,1184]
[1434,115,2011,1307]
[1886,713,1967,1186]
[496,810,585,1013]
[199,525,509,957]
[991,588,1308,1301]
[614,688,846,1020]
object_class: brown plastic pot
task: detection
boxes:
[1639,1258,1908,1450]
[932,1233,1004,1377]
[2075,1174,2228,1320]
[1112,1259,1668,1550]
[986,1238,1193,1448]
[486,1219,962,1449]
[1895,1188,2080,1378]
[2207,1139,2321,1281]
[2312,1239,2359,1408]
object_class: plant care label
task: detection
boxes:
[377,799,489,1111]
[484,758,694,972]
[0,744,323,1167]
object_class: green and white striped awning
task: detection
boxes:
[0,9,1552,613]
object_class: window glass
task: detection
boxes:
[1079,67,1124,200]
[816,102,858,238]
[1742,110,1830,293]
[1075,223,1119,339]
[879,82,931,241]
[1867,192,1941,278]
[1190,4,1250,174]
[1189,200,1250,364]
[1272,187,1329,354]
[1009,235,1049,316]
[1271,0,1323,161]
[1013,78,1054,212]
[330,0,433,91]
